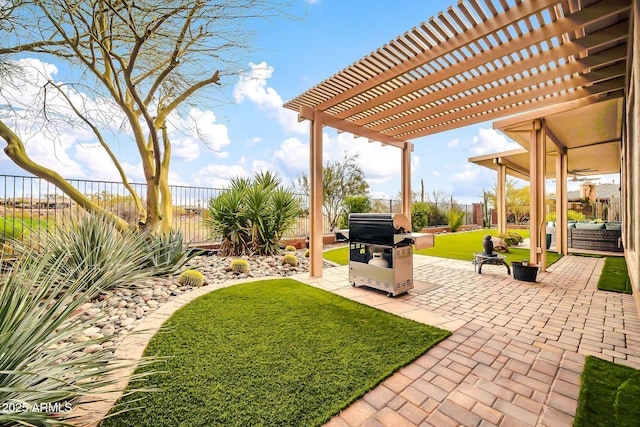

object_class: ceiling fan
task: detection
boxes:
[569,168,600,182]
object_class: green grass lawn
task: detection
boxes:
[103,279,450,427]
[597,257,632,294]
[574,356,640,427]
[324,229,562,267]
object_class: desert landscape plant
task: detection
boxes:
[0,247,154,426]
[206,172,299,256]
[178,270,205,287]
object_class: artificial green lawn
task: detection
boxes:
[324,229,563,267]
[574,356,640,427]
[103,279,450,427]
[597,256,632,294]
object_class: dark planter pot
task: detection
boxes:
[546,233,552,250]
[512,262,539,282]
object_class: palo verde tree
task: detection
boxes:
[0,0,291,233]
[296,152,370,232]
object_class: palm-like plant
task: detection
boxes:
[0,248,155,426]
[206,172,300,256]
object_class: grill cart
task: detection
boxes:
[341,213,434,297]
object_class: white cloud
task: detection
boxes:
[233,62,307,134]
[469,128,519,155]
[167,108,230,161]
[273,137,309,176]
[447,138,459,148]
[432,170,441,177]
[451,164,479,182]
[191,164,251,188]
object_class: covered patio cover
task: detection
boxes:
[283,0,630,276]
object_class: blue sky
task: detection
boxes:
[0,0,618,204]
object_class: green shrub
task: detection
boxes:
[547,210,586,222]
[499,232,523,246]
[282,254,298,267]
[142,229,191,276]
[411,202,430,231]
[285,245,296,252]
[304,249,310,258]
[206,172,300,256]
[448,209,465,232]
[230,259,250,274]
[339,196,372,229]
[0,248,154,426]
[178,269,205,287]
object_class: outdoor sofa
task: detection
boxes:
[546,221,623,252]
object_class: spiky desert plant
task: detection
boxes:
[304,249,310,258]
[178,269,205,287]
[282,254,298,267]
[28,211,156,297]
[285,245,296,252]
[142,229,192,276]
[205,172,300,256]
[0,248,155,426]
[230,259,250,274]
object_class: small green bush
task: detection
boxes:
[499,232,523,246]
[282,254,298,267]
[547,210,587,222]
[448,210,465,232]
[285,245,296,252]
[304,249,310,258]
[339,196,372,229]
[178,270,205,287]
[411,202,430,231]
[230,259,250,274]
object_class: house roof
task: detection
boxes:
[567,182,621,201]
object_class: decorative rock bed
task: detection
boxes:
[68,251,336,359]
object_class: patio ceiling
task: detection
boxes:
[284,0,630,149]
[469,95,623,179]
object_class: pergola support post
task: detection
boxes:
[401,142,413,221]
[555,151,569,254]
[497,164,507,234]
[309,111,324,277]
[529,120,547,270]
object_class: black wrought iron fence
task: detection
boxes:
[1,175,479,246]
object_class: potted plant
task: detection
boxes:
[511,260,539,282]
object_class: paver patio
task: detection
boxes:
[293,254,640,427]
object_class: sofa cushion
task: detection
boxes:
[605,222,622,231]
[575,222,606,230]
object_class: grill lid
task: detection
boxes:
[348,213,412,245]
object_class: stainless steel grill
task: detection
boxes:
[343,213,434,297]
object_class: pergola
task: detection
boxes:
[284,0,631,277]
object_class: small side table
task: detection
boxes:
[472,253,511,275]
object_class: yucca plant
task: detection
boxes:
[206,172,300,256]
[0,248,155,426]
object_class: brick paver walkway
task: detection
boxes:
[293,254,640,427]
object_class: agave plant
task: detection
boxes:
[141,229,192,276]
[0,248,155,426]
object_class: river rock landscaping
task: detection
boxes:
[68,250,336,359]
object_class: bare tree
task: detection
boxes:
[0,0,292,232]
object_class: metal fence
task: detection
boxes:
[1,175,477,246]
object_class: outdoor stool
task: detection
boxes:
[472,252,511,275]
